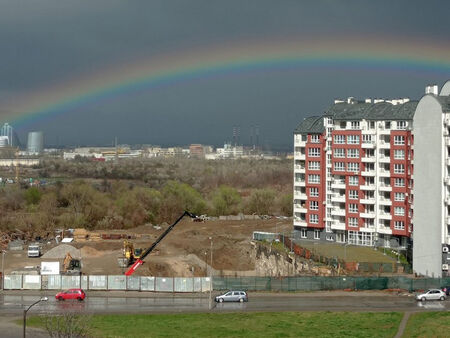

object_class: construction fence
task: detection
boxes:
[2,275,212,292]
[280,235,412,274]
[2,275,450,293]
[213,276,450,292]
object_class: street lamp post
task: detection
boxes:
[23,297,48,338]
[209,237,213,310]
[1,250,5,290]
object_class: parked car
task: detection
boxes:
[55,289,86,301]
[441,286,450,296]
[27,243,41,258]
[215,290,248,303]
[415,289,446,301]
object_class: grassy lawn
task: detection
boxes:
[28,312,402,338]
[295,240,396,263]
[402,312,450,338]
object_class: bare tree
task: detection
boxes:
[42,313,93,338]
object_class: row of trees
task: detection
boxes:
[0,180,292,232]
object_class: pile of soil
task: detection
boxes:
[41,244,81,259]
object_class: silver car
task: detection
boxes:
[416,289,446,301]
[215,290,248,303]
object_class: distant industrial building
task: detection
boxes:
[27,131,44,153]
[0,122,20,147]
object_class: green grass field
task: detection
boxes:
[28,312,402,338]
[402,312,450,338]
[295,240,396,263]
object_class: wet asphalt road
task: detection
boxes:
[1,292,449,315]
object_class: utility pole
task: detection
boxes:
[209,237,213,310]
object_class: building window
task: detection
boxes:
[334,135,345,144]
[394,135,405,145]
[310,135,320,143]
[394,207,405,216]
[350,121,360,130]
[334,162,345,171]
[308,174,320,184]
[308,161,321,170]
[394,164,405,174]
[347,149,359,158]
[310,214,319,224]
[394,221,405,230]
[347,162,360,173]
[349,190,358,199]
[310,201,319,211]
[348,217,358,227]
[300,229,307,238]
[364,219,374,228]
[310,187,319,197]
[308,147,321,157]
[394,178,405,187]
[369,121,375,129]
[349,204,358,213]
[397,121,407,130]
[314,229,320,239]
[394,149,405,160]
[349,176,359,186]
[394,192,405,201]
[362,134,372,144]
[385,121,391,129]
[334,148,345,158]
[347,135,360,145]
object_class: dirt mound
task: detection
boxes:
[42,244,81,259]
[80,246,109,258]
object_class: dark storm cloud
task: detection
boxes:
[0,0,449,149]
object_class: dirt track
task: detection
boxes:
[3,218,292,277]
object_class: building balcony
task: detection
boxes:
[361,170,376,177]
[331,207,346,217]
[379,170,391,177]
[361,157,376,163]
[445,197,450,205]
[379,141,391,149]
[361,141,376,149]
[446,137,450,147]
[360,184,376,191]
[377,226,393,235]
[379,156,391,163]
[446,217,450,225]
[295,152,305,160]
[331,180,346,189]
[360,198,375,204]
[379,184,392,192]
[379,212,392,220]
[293,219,308,227]
[294,139,306,147]
[444,177,450,185]
[293,191,307,200]
[360,212,376,218]
[330,221,346,230]
[445,118,450,126]
[446,158,450,166]
[331,194,346,203]
[294,165,305,172]
[293,204,307,213]
[379,128,391,135]
[379,198,392,206]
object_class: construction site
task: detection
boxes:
[1,214,405,281]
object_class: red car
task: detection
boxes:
[55,288,86,301]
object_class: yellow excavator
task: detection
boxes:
[63,253,82,275]
[118,240,144,268]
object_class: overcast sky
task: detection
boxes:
[0,0,449,150]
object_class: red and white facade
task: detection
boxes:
[294,99,414,248]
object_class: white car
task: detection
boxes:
[415,289,446,301]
